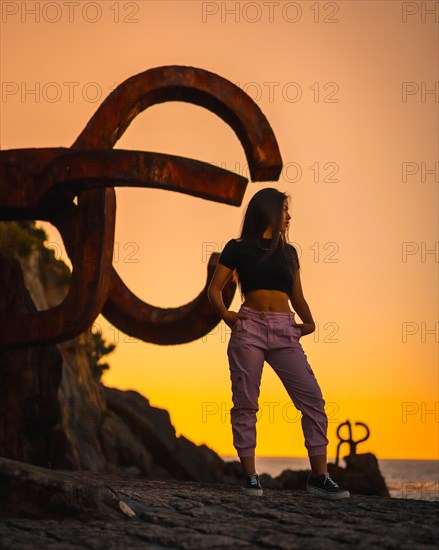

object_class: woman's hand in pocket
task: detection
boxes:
[294,322,315,337]
[224,312,246,330]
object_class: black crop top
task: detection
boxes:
[218,237,300,299]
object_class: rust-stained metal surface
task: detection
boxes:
[0,65,283,347]
[0,149,248,215]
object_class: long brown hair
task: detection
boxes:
[233,187,300,301]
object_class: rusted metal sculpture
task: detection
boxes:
[335,419,370,466]
[0,65,283,347]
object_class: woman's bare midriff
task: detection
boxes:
[242,289,292,313]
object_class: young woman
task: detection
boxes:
[208,188,349,500]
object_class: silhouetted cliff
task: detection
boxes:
[0,221,234,483]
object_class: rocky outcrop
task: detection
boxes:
[257,452,390,497]
[0,457,135,521]
[102,387,229,482]
[328,452,390,496]
[0,251,63,466]
[0,221,239,484]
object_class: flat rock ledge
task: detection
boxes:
[1,470,437,549]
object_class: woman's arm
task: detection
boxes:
[207,263,240,329]
[290,269,316,336]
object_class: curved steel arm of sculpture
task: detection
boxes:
[73,65,283,182]
[47,204,237,346]
[42,149,245,344]
[0,65,283,346]
[41,149,248,207]
[0,146,245,346]
[0,188,115,348]
[72,65,283,344]
[0,148,247,216]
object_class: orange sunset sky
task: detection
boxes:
[1,1,438,460]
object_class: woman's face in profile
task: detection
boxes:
[280,199,291,235]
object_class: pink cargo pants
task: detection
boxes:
[227,305,329,458]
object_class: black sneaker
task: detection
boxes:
[306,472,350,499]
[243,473,263,496]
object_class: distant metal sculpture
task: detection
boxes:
[335,419,370,466]
[0,65,283,348]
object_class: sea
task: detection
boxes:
[220,455,439,501]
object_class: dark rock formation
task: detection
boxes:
[0,251,63,466]
[0,222,239,485]
[328,452,390,497]
[101,386,231,483]
[256,453,390,497]
[0,457,134,521]
[259,468,311,491]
